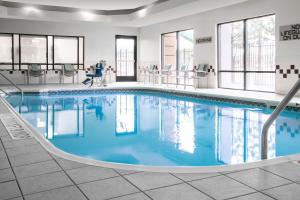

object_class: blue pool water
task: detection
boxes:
[6,91,300,167]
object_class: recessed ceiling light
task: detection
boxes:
[79,11,96,21]
[136,8,148,18]
[23,6,40,14]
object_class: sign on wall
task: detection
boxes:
[280,24,300,41]
[196,37,212,44]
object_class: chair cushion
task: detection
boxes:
[162,64,172,71]
[180,64,188,71]
[198,64,208,72]
[29,64,43,77]
[29,64,41,71]
[64,64,74,71]
[64,64,75,77]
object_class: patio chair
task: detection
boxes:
[83,61,106,87]
[180,64,189,72]
[194,64,209,88]
[28,64,45,84]
[196,64,209,77]
[63,64,76,83]
[161,64,173,84]
[178,64,190,87]
[162,64,172,72]
[147,65,159,84]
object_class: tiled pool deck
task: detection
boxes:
[1,83,300,200]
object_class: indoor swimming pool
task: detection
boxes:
[6,90,300,167]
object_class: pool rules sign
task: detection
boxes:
[280,24,300,41]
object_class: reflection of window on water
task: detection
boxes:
[18,98,85,140]
[46,101,84,139]
[217,108,275,164]
[160,100,195,153]
[116,95,136,135]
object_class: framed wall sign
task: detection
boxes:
[196,37,212,44]
[280,24,300,41]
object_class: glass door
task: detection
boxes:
[116,35,137,82]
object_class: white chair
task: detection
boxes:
[194,64,209,88]
[160,64,173,85]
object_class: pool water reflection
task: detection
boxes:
[6,91,300,166]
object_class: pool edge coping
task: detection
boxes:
[1,87,300,173]
[6,85,300,112]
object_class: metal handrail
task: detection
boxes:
[0,89,9,95]
[0,72,24,98]
[261,79,300,159]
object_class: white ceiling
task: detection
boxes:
[3,0,158,10]
[0,0,250,27]
[127,0,249,27]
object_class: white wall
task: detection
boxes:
[0,18,139,84]
[139,0,300,94]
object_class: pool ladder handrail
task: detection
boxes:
[0,72,24,99]
[261,78,300,159]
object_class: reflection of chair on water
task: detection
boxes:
[24,99,46,112]
[83,97,105,120]
[194,105,215,120]
[62,98,77,110]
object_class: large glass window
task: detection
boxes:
[162,32,177,72]
[178,30,194,70]
[48,36,53,66]
[0,33,84,70]
[20,35,47,64]
[162,30,194,85]
[13,34,19,70]
[0,34,12,63]
[246,15,275,91]
[54,37,78,64]
[162,32,177,84]
[218,15,275,92]
[218,21,244,89]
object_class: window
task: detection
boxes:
[13,34,19,70]
[0,33,84,70]
[162,32,177,72]
[20,35,47,64]
[178,30,194,70]
[48,36,53,65]
[162,29,194,85]
[54,37,78,64]
[0,34,12,64]
[218,15,275,92]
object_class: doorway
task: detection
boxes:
[115,35,137,82]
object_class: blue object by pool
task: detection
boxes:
[6,91,300,167]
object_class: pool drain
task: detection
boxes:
[0,114,32,140]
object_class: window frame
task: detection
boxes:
[217,14,276,92]
[161,29,194,70]
[0,33,14,68]
[0,32,85,71]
